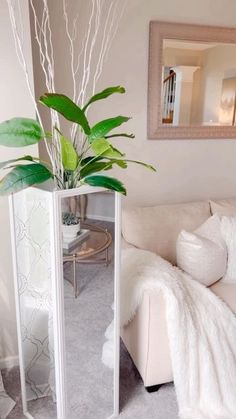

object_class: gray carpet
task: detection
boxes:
[1,368,23,419]
[2,221,179,418]
[119,342,178,418]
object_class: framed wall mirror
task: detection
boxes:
[148,21,236,139]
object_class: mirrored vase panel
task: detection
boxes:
[11,188,57,418]
[61,190,116,418]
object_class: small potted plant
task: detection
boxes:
[62,212,80,242]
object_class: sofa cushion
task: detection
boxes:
[122,201,211,264]
[220,216,236,284]
[176,215,227,286]
[210,198,236,216]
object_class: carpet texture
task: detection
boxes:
[2,221,178,418]
[0,370,16,419]
[2,362,178,419]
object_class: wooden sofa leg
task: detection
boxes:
[145,384,162,393]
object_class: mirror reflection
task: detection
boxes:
[62,191,115,418]
[162,39,236,126]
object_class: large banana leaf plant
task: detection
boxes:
[0,86,155,195]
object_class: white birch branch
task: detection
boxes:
[7,0,127,188]
[6,0,56,176]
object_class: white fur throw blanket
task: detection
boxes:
[121,248,236,419]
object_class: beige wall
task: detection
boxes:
[0,0,37,364]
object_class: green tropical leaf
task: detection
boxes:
[82,86,125,112]
[60,136,78,171]
[102,146,124,158]
[87,157,154,170]
[92,156,127,168]
[120,159,156,171]
[0,118,44,147]
[90,138,124,158]
[89,116,130,142]
[0,155,35,170]
[81,156,103,166]
[0,163,53,195]
[90,138,111,156]
[39,93,90,135]
[104,158,156,171]
[82,174,126,195]
[80,156,127,172]
[80,161,112,178]
[105,132,135,139]
[108,159,127,168]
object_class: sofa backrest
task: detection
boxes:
[122,201,211,264]
[210,198,236,216]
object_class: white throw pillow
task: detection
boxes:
[176,215,227,286]
[221,216,236,283]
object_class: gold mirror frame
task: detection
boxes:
[148,21,236,140]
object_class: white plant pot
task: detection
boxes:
[62,222,80,242]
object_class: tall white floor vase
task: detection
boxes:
[9,184,121,419]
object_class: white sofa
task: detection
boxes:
[121,198,236,389]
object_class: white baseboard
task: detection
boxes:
[0,355,19,369]
[86,214,115,223]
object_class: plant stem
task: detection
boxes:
[54,175,64,189]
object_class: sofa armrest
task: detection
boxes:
[121,289,173,387]
[121,236,137,250]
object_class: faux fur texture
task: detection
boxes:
[221,216,236,283]
[121,248,236,419]
[102,320,114,369]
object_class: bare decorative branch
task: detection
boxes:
[6,0,58,179]
[7,0,127,188]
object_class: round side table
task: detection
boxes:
[63,223,112,297]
